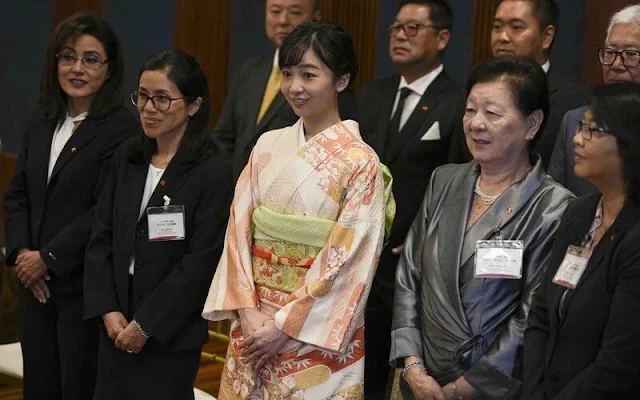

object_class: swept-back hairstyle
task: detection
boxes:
[279,20,359,93]
[607,4,640,41]
[397,0,453,31]
[466,56,549,147]
[128,49,218,163]
[589,82,640,204]
[39,12,124,121]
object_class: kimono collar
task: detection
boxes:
[294,118,362,146]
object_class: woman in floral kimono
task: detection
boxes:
[203,21,393,399]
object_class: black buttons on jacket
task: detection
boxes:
[134,260,143,270]
[135,229,145,238]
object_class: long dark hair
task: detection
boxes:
[127,49,218,163]
[589,83,640,204]
[39,12,124,121]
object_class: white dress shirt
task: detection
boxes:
[390,64,444,131]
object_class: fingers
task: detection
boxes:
[238,335,255,349]
[30,280,50,304]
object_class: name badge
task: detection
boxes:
[147,205,186,241]
[552,245,591,289]
[475,240,524,279]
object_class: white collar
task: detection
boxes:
[398,64,444,96]
[273,49,280,70]
[297,120,306,148]
[541,60,550,73]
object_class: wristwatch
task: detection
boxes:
[451,382,464,400]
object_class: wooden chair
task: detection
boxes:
[200,321,230,364]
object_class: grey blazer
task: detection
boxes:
[547,106,597,196]
[391,158,573,399]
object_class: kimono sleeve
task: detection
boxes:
[202,144,260,321]
[274,156,386,354]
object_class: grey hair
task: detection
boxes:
[607,4,640,41]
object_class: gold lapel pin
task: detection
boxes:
[507,207,513,214]
[421,105,429,111]
[71,147,77,153]
[160,179,166,186]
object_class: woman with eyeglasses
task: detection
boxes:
[522,83,640,399]
[4,12,138,399]
[83,49,232,399]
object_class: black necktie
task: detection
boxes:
[389,87,413,135]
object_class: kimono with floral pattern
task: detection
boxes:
[203,119,389,399]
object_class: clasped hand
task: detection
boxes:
[15,249,48,288]
[15,249,50,304]
[103,311,148,354]
[238,308,289,370]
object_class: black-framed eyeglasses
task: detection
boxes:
[56,51,107,70]
[576,121,609,140]
[130,91,185,111]
[598,47,640,67]
[388,23,438,37]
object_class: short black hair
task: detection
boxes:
[397,0,453,31]
[128,49,218,163]
[39,12,124,122]
[496,0,559,50]
[466,56,549,147]
[589,83,640,204]
[279,20,359,92]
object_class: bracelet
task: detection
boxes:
[451,381,464,400]
[402,362,427,380]
[134,320,150,339]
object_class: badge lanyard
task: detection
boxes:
[475,231,524,279]
[146,195,186,241]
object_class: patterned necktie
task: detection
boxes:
[256,65,282,124]
[389,87,413,135]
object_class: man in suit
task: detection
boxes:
[214,0,352,180]
[449,0,585,169]
[548,4,640,196]
[356,1,463,397]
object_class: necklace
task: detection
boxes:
[474,176,503,205]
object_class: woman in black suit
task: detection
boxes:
[83,49,233,399]
[522,82,640,399]
[4,12,138,400]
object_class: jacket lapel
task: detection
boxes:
[136,146,194,224]
[255,93,286,135]
[375,76,400,159]
[459,157,547,267]
[558,198,640,325]
[385,71,452,164]
[48,117,99,183]
[437,162,476,320]
[30,119,57,236]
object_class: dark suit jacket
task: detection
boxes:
[448,68,586,170]
[213,54,355,180]
[356,69,464,304]
[522,195,640,399]
[83,138,233,352]
[547,106,597,196]
[4,107,139,293]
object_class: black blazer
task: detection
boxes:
[213,54,355,180]
[448,68,586,169]
[83,138,233,352]
[356,69,464,301]
[522,195,640,399]
[4,107,139,293]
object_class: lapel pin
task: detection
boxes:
[421,105,429,111]
[160,179,166,186]
[506,206,513,214]
[71,147,77,153]
[610,235,614,242]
